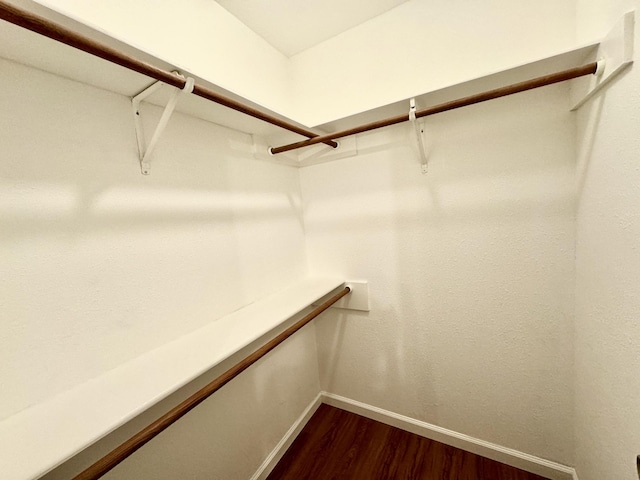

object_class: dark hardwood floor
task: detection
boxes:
[267,404,549,480]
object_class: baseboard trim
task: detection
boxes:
[251,391,579,480]
[321,392,578,480]
[250,392,323,480]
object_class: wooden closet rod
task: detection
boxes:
[72,286,351,480]
[269,62,599,155]
[0,1,338,149]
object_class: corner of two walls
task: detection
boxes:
[294,0,580,468]
[299,82,578,466]
[574,2,640,480]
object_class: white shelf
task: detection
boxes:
[0,277,345,480]
[0,4,600,152]
[316,43,599,134]
[0,2,305,145]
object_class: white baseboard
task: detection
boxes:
[250,393,323,480]
[251,391,579,480]
[321,392,578,480]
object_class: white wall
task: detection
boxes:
[290,0,578,127]
[300,84,577,464]
[574,3,640,480]
[0,57,317,477]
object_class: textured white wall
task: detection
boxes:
[300,84,576,464]
[574,3,640,480]
[0,56,314,478]
[290,0,577,126]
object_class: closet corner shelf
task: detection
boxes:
[0,277,345,480]
[0,3,601,149]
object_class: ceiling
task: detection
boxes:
[215,0,409,57]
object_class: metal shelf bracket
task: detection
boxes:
[409,98,429,174]
[132,72,195,175]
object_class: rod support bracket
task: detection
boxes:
[409,98,429,174]
[132,72,195,175]
[572,10,634,110]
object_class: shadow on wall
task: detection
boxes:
[320,308,354,394]
[1,62,309,424]
[575,62,636,202]
[575,92,605,201]
[1,105,303,242]
[318,303,441,422]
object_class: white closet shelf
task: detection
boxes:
[0,1,305,144]
[0,277,345,480]
[317,43,599,135]
[0,1,600,152]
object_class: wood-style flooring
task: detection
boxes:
[267,404,550,480]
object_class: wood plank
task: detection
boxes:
[267,404,550,480]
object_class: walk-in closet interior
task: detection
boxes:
[1,1,639,479]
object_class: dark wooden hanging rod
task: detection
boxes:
[72,286,351,480]
[0,0,338,149]
[269,62,599,155]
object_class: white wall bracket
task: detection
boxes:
[313,281,370,312]
[132,73,195,175]
[409,98,429,174]
[572,10,635,111]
